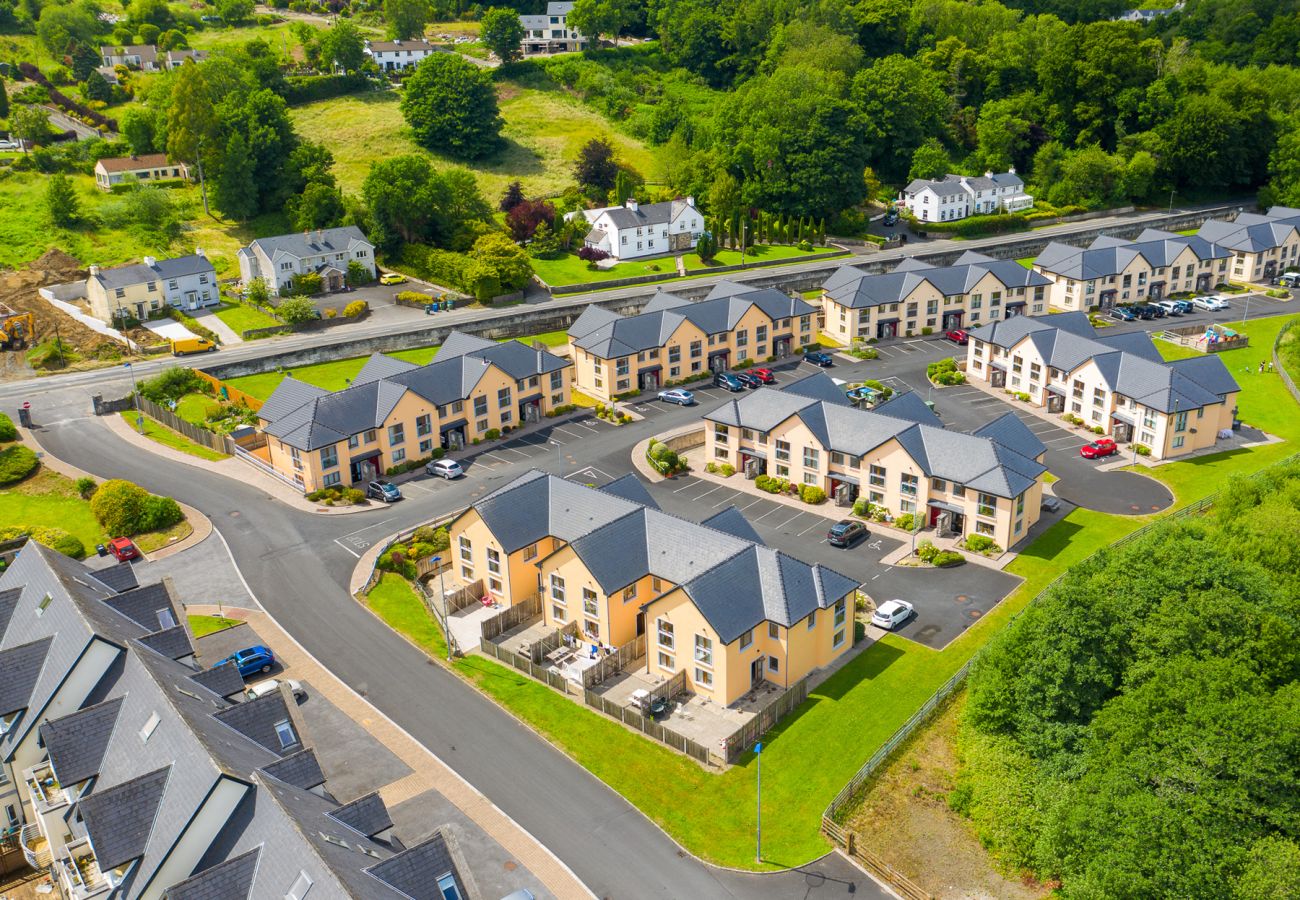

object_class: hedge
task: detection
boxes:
[907,211,1030,238]
[0,525,85,558]
[90,479,184,536]
[0,413,16,441]
[17,63,118,131]
[282,73,373,105]
[0,445,39,485]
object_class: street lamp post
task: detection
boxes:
[755,741,763,864]
[1242,291,1251,327]
[550,440,562,475]
[431,555,452,660]
[123,361,144,434]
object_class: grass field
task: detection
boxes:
[1016,256,1035,268]
[188,614,241,637]
[175,393,221,426]
[121,411,230,461]
[213,302,283,335]
[533,245,827,288]
[0,466,105,551]
[290,80,661,201]
[690,245,827,270]
[365,573,449,659]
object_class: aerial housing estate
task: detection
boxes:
[0,542,478,900]
[1197,206,1300,283]
[966,312,1239,460]
[567,280,817,402]
[450,470,860,705]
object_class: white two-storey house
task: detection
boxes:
[364,39,436,72]
[571,197,705,261]
[900,169,1033,223]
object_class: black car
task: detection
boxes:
[1145,303,1166,318]
[827,520,869,548]
[734,372,762,389]
[1133,305,1158,320]
[713,371,746,392]
[804,351,834,367]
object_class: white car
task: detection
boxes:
[870,599,915,630]
[426,458,464,479]
[0,139,20,151]
[1192,295,1230,311]
[244,679,306,701]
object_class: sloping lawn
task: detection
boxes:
[189,614,241,637]
[531,253,682,287]
[175,393,221,426]
[0,467,105,551]
[121,412,229,461]
[214,302,283,335]
[687,245,832,270]
[364,573,448,659]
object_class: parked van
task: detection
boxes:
[1279,272,1300,288]
[170,337,217,355]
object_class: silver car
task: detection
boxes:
[426,458,464,479]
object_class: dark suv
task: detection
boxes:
[827,520,869,548]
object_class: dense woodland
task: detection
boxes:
[959,460,1300,898]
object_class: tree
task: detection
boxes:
[361,154,491,251]
[128,0,172,28]
[851,55,951,182]
[574,138,618,199]
[384,0,431,41]
[47,175,80,227]
[70,42,100,82]
[470,231,532,294]
[319,19,366,73]
[158,29,188,51]
[13,105,53,148]
[136,23,161,45]
[908,139,953,182]
[347,260,374,286]
[37,3,101,55]
[217,0,254,26]
[82,69,111,103]
[277,296,318,323]
[400,54,502,160]
[246,278,270,308]
[0,75,7,121]
[213,131,258,221]
[506,198,555,242]
[165,63,217,165]
[695,231,717,260]
[480,7,525,64]
[289,181,345,230]
[707,170,741,218]
[499,180,525,213]
[566,0,637,43]
[119,106,157,155]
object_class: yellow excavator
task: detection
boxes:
[0,304,35,351]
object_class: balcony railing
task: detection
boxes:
[61,838,110,899]
[22,823,52,869]
[24,763,67,811]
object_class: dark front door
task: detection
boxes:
[709,351,729,372]
[1149,282,1165,301]
[942,311,963,331]
[991,368,1006,388]
[1006,302,1026,319]
[441,426,466,451]
[1196,273,1212,292]
[773,336,792,358]
[638,369,660,391]
[1264,261,1278,278]
[877,321,898,340]
[636,612,645,636]
[520,398,542,424]
[1099,290,1118,309]
[751,656,764,687]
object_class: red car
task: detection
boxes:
[747,367,776,384]
[107,537,140,561]
[1080,438,1118,459]
[945,329,969,345]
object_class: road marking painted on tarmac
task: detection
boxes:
[752,505,785,521]
[333,518,393,557]
[797,519,826,537]
[500,446,535,459]
[737,497,766,511]
[712,491,743,508]
[774,512,806,530]
[672,479,701,493]
[692,484,726,500]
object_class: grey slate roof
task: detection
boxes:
[873,391,942,427]
[980,315,1239,413]
[91,254,213,291]
[784,371,853,407]
[972,412,1048,461]
[190,661,247,698]
[166,848,261,900]
[0,636,53,716]
[0,586,21,643]
[593,198,695,230]
[599,472,660,510]
[569,282,816,358]
[213,693,301,755]
[700,507,765,545]
[328,792,393,838]
[106,581,185,633]
[245,226,373,263]
[41,697,124,786]
[88,561,140,593]
[823,252,1050,311]
[469,469,641,553]
[139,624,195,660]
[1197,209,1300,253]
[79,765,173,870]
[1034,232,1229,280]
[263,332,570,451]
[260,748,326,790]
[365,828,479,900]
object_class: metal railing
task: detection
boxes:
[233,444,305,492]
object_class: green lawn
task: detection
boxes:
[530,253,683,287]
[175,393,222,427]
[365,573,449,659]
[188,614,241,637]
[213,302,283,336]
[1015,256,1035,268]
[688,245,830,270]
[290,80,660,201]
[0,467,105,551]
[120,411,229,461]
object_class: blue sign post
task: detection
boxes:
[755,741,763,864]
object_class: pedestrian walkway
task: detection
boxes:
[186,601,593,900]
[191,306,242,345]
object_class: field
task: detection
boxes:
[290,80,662,201]
[0,465,105,551]
[121,411,229,461]
[533,245,829,288]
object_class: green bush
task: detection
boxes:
[932,550,965,567]
[412,524,450,552]
[852,498,869,517]
[484,427,501,441]
[343,300,368,318]
[396,291,431,304]
[290,272,323,296]
[799,483,827,504]
[90,478,182,536]
[963,533,1002,554]
[1134,443,1152,456]
[895,512,916,532]
[705,461,718,473]
[278,296,319,324]
[139,367,209,404]
[719,463,735,477]
[647,440,682,475]
[0,412,17,441]
[927,357,966,386]
[0,445,39,485]
[75,476,97,499]
[916,539,938,562]
[733,358,755,370]
[849,345,879,360]
[0,525,85,559]
[1092,425,1105,434]
[921,326,933,336]
[755,474,790,494]
[343,487,366,504]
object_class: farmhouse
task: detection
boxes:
[571,196,705,261]
[93,154,189,191]
[364,39,437,71]
[899,169,1033,222]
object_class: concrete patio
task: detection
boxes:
[593,660,762,752]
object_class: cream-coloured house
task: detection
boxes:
[1033,230,1232,311]
[819,251,1051,343]
[703,373,1049,550]
[966,312,1240,460]
[257,332,572,491]
[567,281,817,402]
[85,251,216,322]
[1197,207,1300,284]
[93,153,189,190]
[449,470,859,706]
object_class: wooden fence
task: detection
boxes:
[821,819,933,900]
[134,396,235,455]
[479,636,571,693]
[193,369,265,412]
[581,634,646,688]
[479,593,543,642]
[1275,319,1300,406]
[581,687,712,765]
[423,577,484,617]
[721,676,810,764]
[528,620,580,665]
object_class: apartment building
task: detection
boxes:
[966,312,1240,460]
[1197,207,1300,284]
[0,541,475,900]
[237,226,376,296]
[899,169,1032,222]
[703,372,1049,549]
[84,251,217,322]
[567,281,818,402]
[819,252,1051,343]
[449,470,858,705]
[1033,229,1232,311]
[257,331,572,490]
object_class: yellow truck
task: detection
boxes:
[170,337,217,356]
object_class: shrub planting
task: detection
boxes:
[0,445,39,485]
[927,357,966,386]
[0,412,17,441]
[799,484,827,504]
[963,533,1002,555]
[139,367,209,404]
[75,476,97,498]
[0,525,85,558]
[90,479,183,536]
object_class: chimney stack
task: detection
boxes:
[627,198,639,212]
[1008,166,1017,175]
[194,247,206,258]
[686,196,695,207]
[89,265,101,277]
[984,170,993,178]
[144,255,157,269]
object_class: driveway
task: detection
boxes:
[142,318,198,342]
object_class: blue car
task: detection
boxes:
[1109,306,1136,322]
[804,351,834,367]
[222,645,275,678]
[657,388,696,406]
[713,372,746,392]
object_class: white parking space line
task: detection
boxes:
[737,496,766,512]
[797,518,827,537]
[553,426,587,439]
[712,491,744,508]
[673,479,702,493]
[692,484,726,501]
[774,512,807,530]
[752,505,786,521]
[500,446,537,459]
[333,518,394,558]
[1044,436,1079,444]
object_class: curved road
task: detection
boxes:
[27,386,882,900]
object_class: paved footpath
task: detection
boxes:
[188,601,594,900]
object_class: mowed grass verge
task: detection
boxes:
[189,614,242,637]
[534,245,831,288]
[214,302,283,335]
[0,466,106,550]
[120,411,229,461]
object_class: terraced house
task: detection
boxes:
[966,313,1240,460]
[567,281,818,402]
[1033,229,1232,311]
[1197,206,1300,284]
[703,373,1049,550]
[818,252,1051,343]
[256,332,571,490]
[449,471,859,705]
[0,541,477,900]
